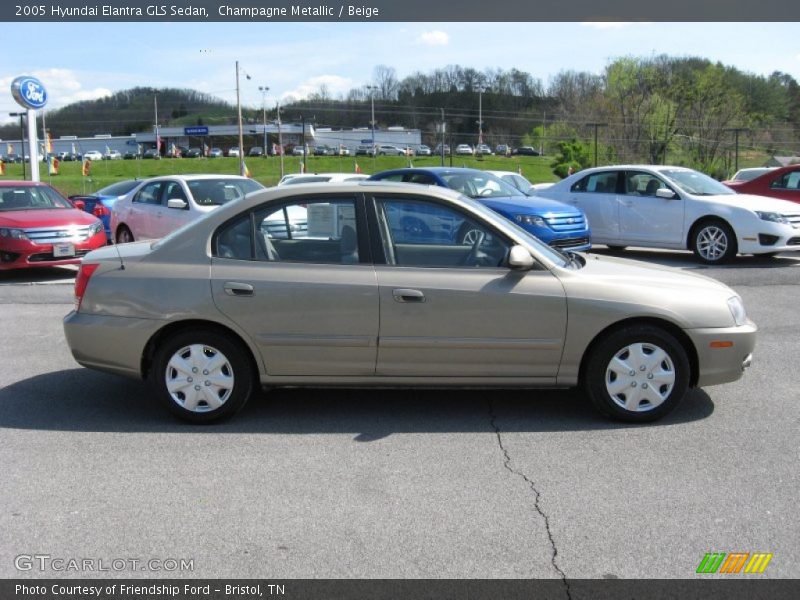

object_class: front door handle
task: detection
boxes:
[392,288,425,303]
[224,282,254,297]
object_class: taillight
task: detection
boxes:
[74,263,99,311]
[93,204,110,217]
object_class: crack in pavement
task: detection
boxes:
[488,398,572,600]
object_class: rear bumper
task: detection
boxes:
[686,321,757,387]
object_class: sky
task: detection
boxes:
[1,21,800,122]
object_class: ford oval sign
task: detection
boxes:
[11,76,48,110]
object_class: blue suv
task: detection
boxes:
[368,168,591,251]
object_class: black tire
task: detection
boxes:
[606,245,627,252]
[691,219,737,264]
[116,225,134,244]
[583,325,690,423]
[149,329,255,423]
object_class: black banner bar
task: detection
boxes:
[2,579,800,600]
[2,0,800,22]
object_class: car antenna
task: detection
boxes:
[112,242,125,270]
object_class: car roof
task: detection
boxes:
[0,180,50,187]
[135,174,252,182]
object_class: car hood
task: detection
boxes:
[692,192,800,213]
[558,253,739,329]
[481,195,582,216]
[0,208,99,228]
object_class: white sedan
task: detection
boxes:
[83,150,103,161]
[111,175,264,243]
[533,165,800,263]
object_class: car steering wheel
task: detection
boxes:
[462,230,486,266]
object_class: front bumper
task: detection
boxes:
[738,221,800,254]
[686,321,757,387]
[0,231,106,270]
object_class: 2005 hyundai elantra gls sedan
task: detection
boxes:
[64,182,756,423]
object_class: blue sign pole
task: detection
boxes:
[11,76,48,182]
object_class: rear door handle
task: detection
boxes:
[392,288,425,303]
[224,282,254,297]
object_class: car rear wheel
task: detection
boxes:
[583,325,690,422]
[116,226,134,244]
[692,220,737,264]
[150,329,255,423]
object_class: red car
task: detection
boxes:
[0,181,106,271]
[724,164,800,204]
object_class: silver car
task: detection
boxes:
[64,182,756,423]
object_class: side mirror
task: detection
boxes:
[656,188,677,199]
[508,245,535,270]
[167,198,188,210]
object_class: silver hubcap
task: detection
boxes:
[696,226,728,261]
[462,229,482,245]
[119,229,132,243]
[165,344,234,413]
[605,343,675,412]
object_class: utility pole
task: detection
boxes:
[154,93,160,157]
[365,85,378,166]
[440,108,446,167]
[726,128,749,173]
[585,122,608,167]
[540,110,546,156]
[235,61,246,177]
[277,101,284,177]
[477,85,486,147]
[258,85,269,156]
[300,115,307,173]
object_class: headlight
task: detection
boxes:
[90,221,103,235]
[515,215,547,228]
[727,296,747,326]
[755,211,789,224]
[0,227,28,240]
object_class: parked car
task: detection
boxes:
[367,167,591,251]
[455,144,474,156]
[355,145,375,157]
[377,145,406,156]
[184,148,203,158]
[111,175,264,243]
[534,165,800,263]
[227,147,240,158]
[122,151,139,160]
[83,150,103,161]
[433,144,451,156]
[248,146,264,157]
[415,145,432,156]
[208,148,223,158]
[723,164,800,204]
[313,145,335,156]
[64,181,756,424]
[69,180,144,243]
[0,181,105,270]
[495,144,511,156]
[514,147,540,156]
[475,144,493,156]
[142,149,160,159]
[292,146,306,156]
[103,150,122,160]
[337,145,351,157]
[277,173,370,185]
[723,167,776,184]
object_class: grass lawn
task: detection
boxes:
[0,155,559,197]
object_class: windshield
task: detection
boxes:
[661,169,735,196]
[439,170,525,199]
[188,179,264,206]
[97,180,140,196]
[0,185,72,210]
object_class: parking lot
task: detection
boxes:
[1,249,798,582]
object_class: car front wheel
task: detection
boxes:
[116,226,134,244]
[583,325,690,422]
[150,329,255,423]
[692,220,737,264]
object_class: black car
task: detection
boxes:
[123,151,139,160]
[514,146,540,156]
[314,145,335,156]
[184,148,203,158]
[142,149,160,159]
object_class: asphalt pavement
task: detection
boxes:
[1,250,798,587]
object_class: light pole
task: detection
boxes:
[276,101,284,177]
[258,85,269,155]
[9,112,26,180]
[477,85,487,148]
[235,61,250,177]
[366,85,377,159]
